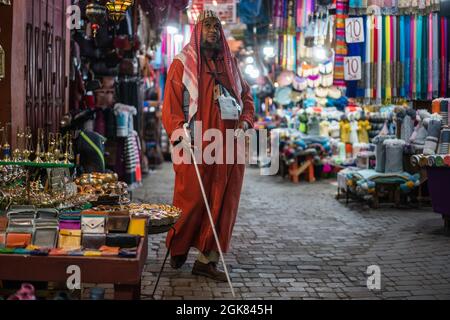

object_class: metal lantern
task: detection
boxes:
[86,1,107,37]
[105,0,134,24]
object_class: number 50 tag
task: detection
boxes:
[344,56,362,81]
[345,17,365,43]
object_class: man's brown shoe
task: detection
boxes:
[170,253,188,269]
[192,261,228,282]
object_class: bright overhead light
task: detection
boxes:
[263,45,275,58]
[166,25,179,35]
[244,64,260,79]
[313,46,328,62]
[174,34,184,43]
[245,56,254,64]
[249,68,260,79]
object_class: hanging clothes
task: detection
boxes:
[334,0,349,88]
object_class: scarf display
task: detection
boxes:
[334,0,349,88]
[296,0,315,30]
[350,0,440,15]
[346,9,449,103]
[423,119,442,155]
[384,139,406,173]
[346,16,366,98]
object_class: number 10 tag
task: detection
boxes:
[344,56,362,81]
[345,18,365,43]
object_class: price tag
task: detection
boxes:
[344,56,362,81]
[345,18,365,43]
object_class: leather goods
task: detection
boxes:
[59,211,81,218]
[8,205,35,211]
[6,233,32,249]
[81,216,106,234]
[102,76,116,89]
[85,79,102,92]
[59,220,81,230]
[68,250,84,256]
[33,219,59,248]
[128,217,147,237]
[0,216,7,231]
[113,35,133,51]
[99,245,120,256]
[91,62,119,77]
[104,49,123,68]
[119,58,138,76]
[94,26,114,48]
[49,248,68,256]
[106,214,130,233]
[84,251,102,257]
[76,36,101,59]
[119,248,137,258]
[82,234,106,250]
[0,248,15,254]
[58,230,82,250]
[81,210,108,216]
[7,218,34,234]
[7,208,36,220]
[0,232,5,247]
[105,234,140,248]
[29,248,50,256]
[94,89,115,107]
[36,208,58,219]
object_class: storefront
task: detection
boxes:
[0,0,185,300]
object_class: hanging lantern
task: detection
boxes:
[86,1,107,37]
[106,0,134,24]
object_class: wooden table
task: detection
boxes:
[0,237,147,300]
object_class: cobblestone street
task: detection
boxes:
[133,163,450,300]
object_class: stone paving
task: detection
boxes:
[132,163,450,300]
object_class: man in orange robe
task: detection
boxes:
[162,10,255,281]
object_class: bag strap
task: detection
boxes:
[80,131,105,172]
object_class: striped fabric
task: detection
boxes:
[334,0,349,88]
[438,128,450,155]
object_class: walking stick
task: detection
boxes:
[183,124,236,298]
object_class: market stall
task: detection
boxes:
[0,0,188,300]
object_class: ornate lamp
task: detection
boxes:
[105,0,134,24]
[85,1,107,37]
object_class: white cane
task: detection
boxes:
[183,124,236,298]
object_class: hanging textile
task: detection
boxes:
[399,15,405,97]
[441,16,449,97]
[274,0,284,30]
[376,14,382,102]
[432,13,439,98]
[297,0,315,30]
[334,0,349,88]
[347,16,366,98]
[404,15,410,99]
[364,14,372,100]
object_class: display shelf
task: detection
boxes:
[0,161,74,169]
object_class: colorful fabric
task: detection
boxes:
[334,0,349,88]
